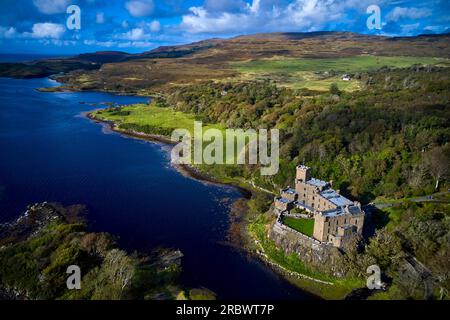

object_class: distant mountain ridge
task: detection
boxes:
[0,31,449,80]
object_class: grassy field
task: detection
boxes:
[282,217,315,237]
[92,104,221,134]
[233,56,446,73]
[232,55,449,91]
[91,104,256,165]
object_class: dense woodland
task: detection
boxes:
[365,201,449,299]
[155,66,450,299]
[162,66,449,203]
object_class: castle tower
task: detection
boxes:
[296,165,311,182]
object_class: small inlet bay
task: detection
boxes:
[0,77,311,299]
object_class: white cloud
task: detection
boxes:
[182,7,251,34]
[122,20,130,29]
[83,40,117,47]
[386,7,432,22]
[401,23,420,34]
[423,25,441,32]
[118,41,153,48]
[116,21,160,41]
[1,23,65,40]
[28,23,66,39]
[33,0,71,14]
[38,39,76,46]
[125,0,154,18]
[117,27,148,40]
[0,26,17,39]
[181,0,381,34]
[83,39,153,49]
[96,12,105,24]
[149,20,161,33]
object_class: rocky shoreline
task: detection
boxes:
[87,110,349,297]
[85,111,253,199]
[84,111,358,300]
[0,202,191,300]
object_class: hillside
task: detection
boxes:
[1,32,449,89]
[53,32,449,94]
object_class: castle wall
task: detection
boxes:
[295,181,336,212]
[313,214,328,242]
[313,211,365,243]
[269,221,348,277]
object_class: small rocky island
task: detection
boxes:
[0,202,214,300]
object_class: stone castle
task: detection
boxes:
[274,165,365,248]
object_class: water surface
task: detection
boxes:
[0,77,312,299]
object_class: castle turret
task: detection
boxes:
[296,165,311,182]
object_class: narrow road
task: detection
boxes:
[368,191,449,210]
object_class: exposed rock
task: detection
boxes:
[269,222,347,277]
[150,249,184,272]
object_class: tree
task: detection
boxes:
[424,146,449,191]
[330,83,341,95]
[366,229,405,271]
[80,233,113,257]
[105,249,136,291]
[93,249,137,299]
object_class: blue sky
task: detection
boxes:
[0,0,448,54]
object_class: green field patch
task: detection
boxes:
[233,56,446,73]
[92,104,218,134]
[282,217,315,237]
[91,105,261,165]
[232,56,448,91]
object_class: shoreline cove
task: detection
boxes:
[85,110,353,300]
[85,111,254,199]
[0,77,316,300]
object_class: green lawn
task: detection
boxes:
[91,104,254,164]
[92,104,221,134]
[282,217,315,237]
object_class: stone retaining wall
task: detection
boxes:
[269,221,347,277]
